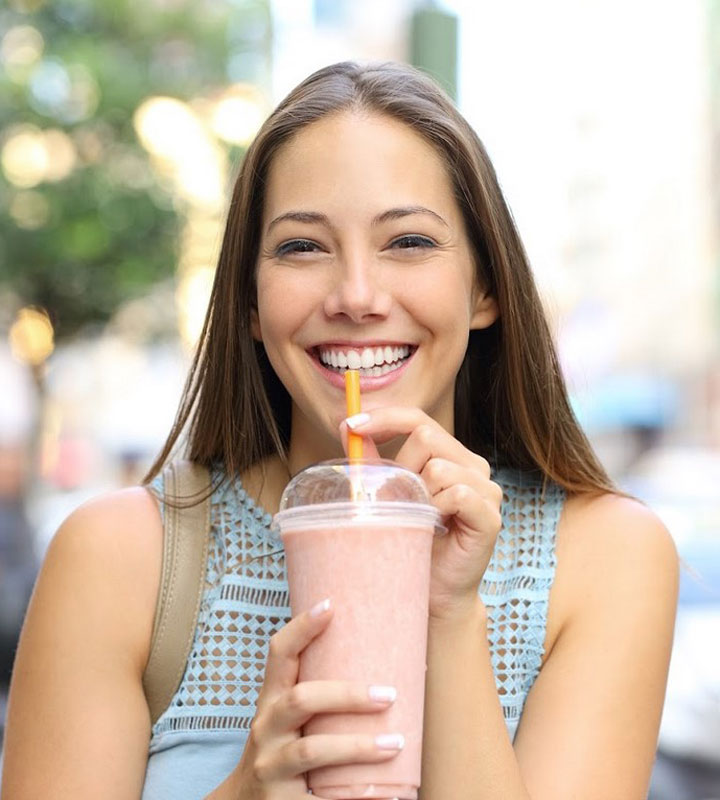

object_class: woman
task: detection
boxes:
[1,61,678,799]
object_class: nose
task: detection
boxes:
[322,254,392,322]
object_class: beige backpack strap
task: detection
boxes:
[142,459,211,726]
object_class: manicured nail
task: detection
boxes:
[346,412,370,429]
[375,733,405,750]
[369,685,397,703]
[309,598,331,617]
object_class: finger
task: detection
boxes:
[397,424,490,478]
[339,419,381,460]
[254,732,405,783]
[433,485,503,542]
[266,680,398,736]
[346,407,489,475]
[344,406,431,448]
[260,600,334,700]
[421,457,491,498]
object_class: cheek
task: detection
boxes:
[255,269,292,334]
[405,272,473,326]
[257,268,327,325]
[255,273,317,355]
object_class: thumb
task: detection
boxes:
[339,420,381,460]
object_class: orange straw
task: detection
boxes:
[345,369,363,461]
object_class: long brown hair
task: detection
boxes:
[145,60,615,496]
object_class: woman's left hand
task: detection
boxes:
[340,407,503,623]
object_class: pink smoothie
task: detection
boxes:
[282,519,434,800]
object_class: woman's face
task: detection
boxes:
[253,110,497,462]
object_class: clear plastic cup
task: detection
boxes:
[273,459,443,800]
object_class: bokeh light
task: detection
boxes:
[2,125,47,187]
[42,129,77,181]
[133,96,227,210]
[9,307,55,366]
[72,125,106,165]
[29,59,100,123]
[9,190,50,230]
[210,84,265,146]
[0,25,44,75]
[134,96,209,161]
[1,125,77,188]
[176,264,216,350]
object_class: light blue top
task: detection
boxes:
[141,467,564,799]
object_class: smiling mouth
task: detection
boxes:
[311,344,416,377]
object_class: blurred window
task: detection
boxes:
[313,0,348,26]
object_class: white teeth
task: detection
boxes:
[360,348,375,369]
[317,344,414,374]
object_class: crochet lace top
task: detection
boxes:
[141,467,565,799]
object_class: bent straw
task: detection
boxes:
[344,369,364,461]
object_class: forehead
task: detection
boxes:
[262,111,458,220]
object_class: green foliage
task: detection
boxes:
[0,0,270,340]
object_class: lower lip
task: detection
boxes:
[308,350,416,391]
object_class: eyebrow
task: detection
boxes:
[266,205,449,233]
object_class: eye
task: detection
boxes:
[275,239,321,256]
[389,235,436,250]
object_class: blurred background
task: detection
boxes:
[0,0,718,796]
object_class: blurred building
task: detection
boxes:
[269,0,414,101]
[708,0,720,447]
[453,0,719,469]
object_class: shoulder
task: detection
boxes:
[51,485,163,572]
[558,492,678,575]
[43,486,164,669]
[58,483,162,531]
[545,492,678,654]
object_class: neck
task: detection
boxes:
[239,454,289,516]
[285,405,346,477]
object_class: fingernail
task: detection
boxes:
[346,412,370,429]
[375,733,405,750]
[369,685,397,703]
[309,598,331,617]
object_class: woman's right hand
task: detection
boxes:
[225,598,404,799]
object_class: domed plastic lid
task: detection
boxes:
[273,458,443,533]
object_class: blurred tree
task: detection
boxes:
[0,0,271,340]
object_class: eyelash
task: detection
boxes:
[274,235,436,257]
[391,235,436,250]
[275,239,318,256]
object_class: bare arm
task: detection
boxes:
[419,494,678,800]
[1,488,163,799]
[514,495,678,797]
[421,600,530,799]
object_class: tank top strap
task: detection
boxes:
[148,467,288,742]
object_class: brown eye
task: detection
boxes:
[275,239,321,256]
[390,235,436,250]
